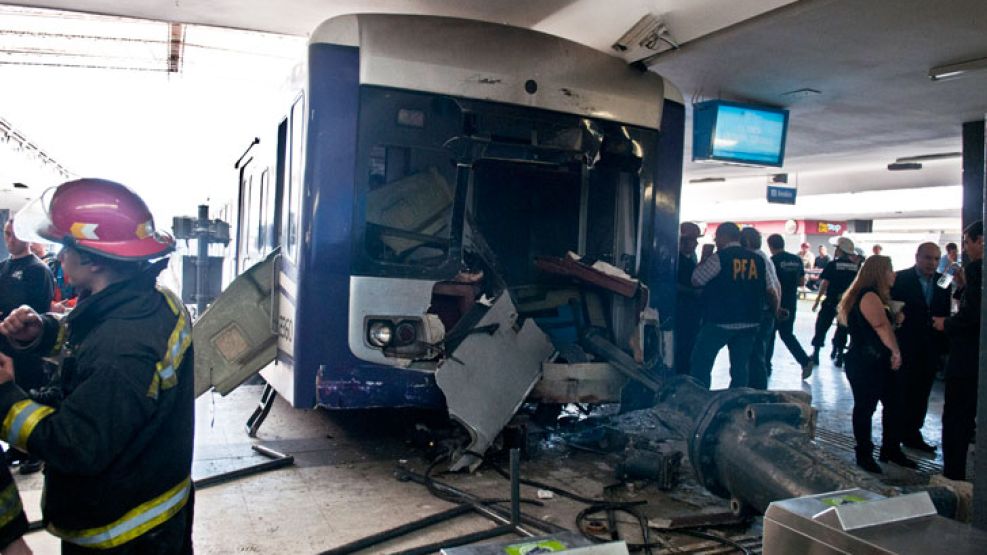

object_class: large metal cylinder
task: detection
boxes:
[656,376,863,514]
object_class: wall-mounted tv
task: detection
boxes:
[692,100,789,167]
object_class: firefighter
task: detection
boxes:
[0,178,194,554]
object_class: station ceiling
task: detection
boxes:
[2,0,985,221]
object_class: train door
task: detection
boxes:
[264,98,303,406]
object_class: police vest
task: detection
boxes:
[704,246,766,325]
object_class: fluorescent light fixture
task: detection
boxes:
[688,177,726,183]
[887,162,922,171]
[895,152,961,163]
[781,88,822,99]
[929,57,987,81]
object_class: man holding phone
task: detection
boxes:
[933,221,983,480]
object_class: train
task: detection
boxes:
[202,13,685,468]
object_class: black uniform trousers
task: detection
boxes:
[767,308,811,370]
[812,302,848,350]
[675,310,702,377]
[942,374,978,480]
[747,310,774,389]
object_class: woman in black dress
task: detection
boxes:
[837,255,916,472]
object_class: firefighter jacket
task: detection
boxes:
[0,266,194,550]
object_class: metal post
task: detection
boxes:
[195,204,210,316]
[510,448,521,526]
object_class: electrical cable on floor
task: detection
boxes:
[484,456,753,554]
[421,451,544,508]
[576,503,662,554]
[419,449,752,554]
[665,528,754,555]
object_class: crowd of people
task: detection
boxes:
[676,221,982,480]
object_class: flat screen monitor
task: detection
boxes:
[692,100,789,167]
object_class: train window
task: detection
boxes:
[240,175,253,266]
[285,96,304,260]
[257,170,269,253]
[363,144,456,266]
[259,169,277,253]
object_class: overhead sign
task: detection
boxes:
[767,185,797,204]
[766,173,796,205]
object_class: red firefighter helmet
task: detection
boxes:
[14,178,175,261]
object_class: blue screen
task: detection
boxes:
[711,105,786,165]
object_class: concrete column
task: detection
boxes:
[964,120,985,233]
[971,118,987,531]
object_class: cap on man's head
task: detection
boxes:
[836,237,855,255]
[680,221,701,239]
[800,242,810,249]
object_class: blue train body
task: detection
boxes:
[233,15,685,412]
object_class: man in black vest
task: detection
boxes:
[690,222,779,389]
[766,234,814,378]
[675,222,703,376]
[890,242,951,454]
[934,220,983,480]
[809,237,859,372]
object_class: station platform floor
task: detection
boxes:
[9,298,960,553]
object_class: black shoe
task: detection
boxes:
[855,448,882,473]
[879,448,918,469]
[856,455,883,473]
[834,352,844,368]
[830,346,839,360]
[903,438,937,454]
[18,459,42,475]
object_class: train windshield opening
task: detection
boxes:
[469,160,582,287]
[363,145,457,266]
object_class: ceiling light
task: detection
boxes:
[894,152,961,163]
[781,88,822,99]
[887,162,922,171]
[929,57,987,81]
[688,177,726,183]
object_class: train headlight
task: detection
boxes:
[394,321,418,346]
[367,321,394,347]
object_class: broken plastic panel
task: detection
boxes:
[193,249,279,397]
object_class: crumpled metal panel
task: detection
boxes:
[193,250,279,397]
[436,294,554,471]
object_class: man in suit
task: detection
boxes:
[891,242,951,453]
[934,221,983,480]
